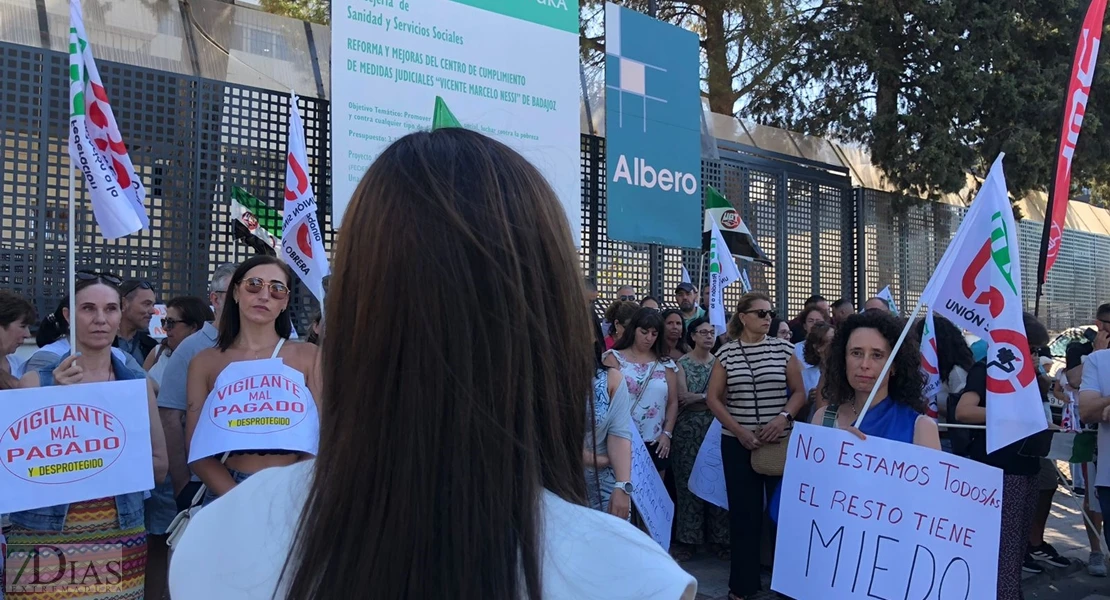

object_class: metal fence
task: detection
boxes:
[2,40,1107,335]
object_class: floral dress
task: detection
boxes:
[604,350,677,442]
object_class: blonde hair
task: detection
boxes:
[727,292,772,339]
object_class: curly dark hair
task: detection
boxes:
[912,314,973,384]
[803,322,835,366]
[603,300,640,337]
[821,310,925,413]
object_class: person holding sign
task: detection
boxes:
[809,310,940,448]
[184,256,321,505]
[706,292,806,600]
[11,274,168,599]
[169,129,696,600]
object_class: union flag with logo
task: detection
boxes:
[922,154,1047,452]
[281,94,329,303]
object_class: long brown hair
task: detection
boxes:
[216,255,293,351]
[280,129,593,599]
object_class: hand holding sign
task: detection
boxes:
[52,354,84,386]
[771,423,1002,600]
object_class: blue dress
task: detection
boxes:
[857,398,920,444]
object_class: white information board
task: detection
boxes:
[772,423,1002,600]
[330,0,581,242]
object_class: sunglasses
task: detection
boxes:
[618,295,637,301]
[744,309,776,319]
[161,317,190,331]
[120,280,155,297]
[76,271,122,286]
[241,277,289,300]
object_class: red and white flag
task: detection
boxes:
[920,309,942,418]
[68,0,147,239]
[1041,0,1107,280]
[281,95,329,302]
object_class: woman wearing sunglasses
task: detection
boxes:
[706,292,806,600]
[145,296,213,395]
[184,255,321,505]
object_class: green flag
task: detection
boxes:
[230,186,281,252]
[701,186,770,265]
[432,96,462,130]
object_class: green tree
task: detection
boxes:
[258,0,329,25]
[746,0,1110,201]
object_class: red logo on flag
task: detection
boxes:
[285,153,309,201]
[962,240,1005,318]
[720,209,740,229]
[985,329,1035,394]
[296,223,313,259]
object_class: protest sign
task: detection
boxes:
[688,419,728,509]
[0,380,153,514]
[188,358,319,463]
[629,427,674,551]
[148,304,167,339]
[772,423,1002,600]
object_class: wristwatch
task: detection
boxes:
[779,411,794,423]
[614,481,634,495]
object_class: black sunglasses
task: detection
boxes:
[744,309,776,319]
[76,271,122,286]
[120,280,155,297]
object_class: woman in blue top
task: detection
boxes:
[810,310,940,449]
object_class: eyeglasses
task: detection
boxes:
[618,295,636,301]
[241,277,289,300]
[693,329,716,337]
[162,317,181,330]
[744,309,776,319]
[120,280,154,297]
[76,271,122,286]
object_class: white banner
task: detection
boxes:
[148,304,168,340]
[0,380,153,514]
[688,419,728,509]
[188,359,319,463]
[629,427,674,551]
[329,0,581,239]
[772,423,1002,600]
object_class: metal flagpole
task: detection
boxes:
[68,165,77,358]
[697,252,707,297]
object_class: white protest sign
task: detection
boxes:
[188,358,319,463]
[629,426,674,551]
[772,423,1002,600]
[688,419,728,509]
[148,304,168,339]
[0,380,153,514]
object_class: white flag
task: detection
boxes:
[920,309,942,418]
[681,265,692,284]
[281,95,329,303]
[921,154,1046,452]
[68,0,148,239]
[708,220,741,336]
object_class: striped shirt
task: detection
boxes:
[716,336,793,437]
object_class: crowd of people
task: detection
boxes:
[0,127,1101,600]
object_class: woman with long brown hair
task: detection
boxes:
[169,129,695,599]
[183,255,320,505]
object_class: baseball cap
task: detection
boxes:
[675,282,695,293]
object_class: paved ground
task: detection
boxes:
[684,477,1110,600]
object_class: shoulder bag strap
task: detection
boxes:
[737,342,762,426]
[186,452,230,509]
[630,360,660,411]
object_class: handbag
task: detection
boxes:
[738,343,789,476]
[166,452,228,552]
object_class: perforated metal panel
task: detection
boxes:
[0,41,331,332]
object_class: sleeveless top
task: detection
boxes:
[825,398,919,444]
[677,355,715,395]
[604,350,678,442]
[190,339,318,459]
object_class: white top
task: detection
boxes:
[1081,350,1110,487]
[169,462,696,600]
[147,348,172,387]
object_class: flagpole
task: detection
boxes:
[697,252,706,296]
[853,296,927,426]
[68,165,77,358]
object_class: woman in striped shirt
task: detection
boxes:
[706,292,806,600]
